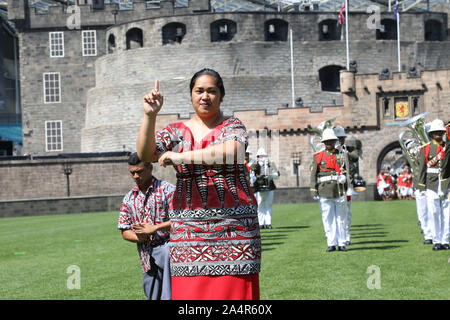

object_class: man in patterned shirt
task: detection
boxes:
[118,152,175,299]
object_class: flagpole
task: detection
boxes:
[290,28,295,108]
[345,0,349,70]
[397,7,401,71]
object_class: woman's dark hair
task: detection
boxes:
[189,68,225,101]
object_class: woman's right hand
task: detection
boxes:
[143,80,164,116]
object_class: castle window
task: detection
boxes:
[264,19,288,42]
[383,98,390,117]
[82,30,97,56]
[49,32,64,57]
[211,19,237,42]
[126,28,143,50]
[319,19,340,41]
[376,19,397,40]
[425,20,444,41]
[45,120,63,152]
[411,96,420,115]
[318,65,345,92]
[162,22,186,45]
[108,34,116,53]
[43,72,61,104]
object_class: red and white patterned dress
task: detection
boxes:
[155,116,261,300]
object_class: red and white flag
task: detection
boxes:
[338,2,346,25]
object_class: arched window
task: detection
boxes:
[425,20,443,41]
[264,19,288,42]
[126,28,143,50]
[376,19,397,40]
[210,19,237,42]
[108,34,116,53]
[319,65,345,92]
[319,19,340,41]
[162,22,186,45]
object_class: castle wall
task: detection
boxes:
[19,28,107,155]
[3,2,450,198]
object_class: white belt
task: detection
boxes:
[427,168,439,174]
[318,175,338,183]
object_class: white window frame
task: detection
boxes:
[49,32,64,58]
[43,72,61,104]
[45,120,63,152]
[82,30,97,56]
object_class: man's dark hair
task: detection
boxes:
[189,68,225,101]
[128,152,151,167]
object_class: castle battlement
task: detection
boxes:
[8,0,212,28]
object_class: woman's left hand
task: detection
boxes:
[158,151,183,167]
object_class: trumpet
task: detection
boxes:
[309,118,336,153]
[387,112,430,174]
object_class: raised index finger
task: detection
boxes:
[155,80,159,93]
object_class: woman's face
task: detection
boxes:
[191,74,222,119]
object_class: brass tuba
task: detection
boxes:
[309,118,336,152]
[386,112,430,174]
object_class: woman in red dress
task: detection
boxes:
[136,69,261,300]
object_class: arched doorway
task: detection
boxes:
[377,141,407,174]
[376,141,409,200]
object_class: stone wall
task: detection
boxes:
[0,185,377,218]
[10,5,450,157]
[0,154,134,200]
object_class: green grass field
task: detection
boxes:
[0,200,449,300]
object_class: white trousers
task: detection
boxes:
[256,191,274,226]
[415,189,433,241]
[426,189,450,245]
[319,196,347,247]
[343,197,352,242]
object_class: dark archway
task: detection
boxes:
[264,19,288,42]
[425,20,444,41]
[162,22,186,45]
[319,19,340,41]
[126,28,143,50]
[376,140,408,175]
[376,19,397,40]
[319,65,345,92]
[211,19,237,42]
[108,34,116,53]
[376,140,405,200]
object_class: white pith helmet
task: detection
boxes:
[256,148,267,157]
[428,119,445,133]
[333,126,346,138]
[321,128,338,142]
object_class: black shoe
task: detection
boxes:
[266,225,273,229]
[338,246,348,252]
[326,246,336,252]
[442,244,450,250]
[345,241,351,246]
[259,225,265,229]
[432,244,442,250]
[423,239,433,245]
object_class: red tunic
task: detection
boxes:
[155,117,261,300]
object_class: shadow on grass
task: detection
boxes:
[351,234,388,239]
[352,240,409,245]
[260,226,310,251]
[351,224,385,228]
[348,245,401,251]
[350,227,385,231]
